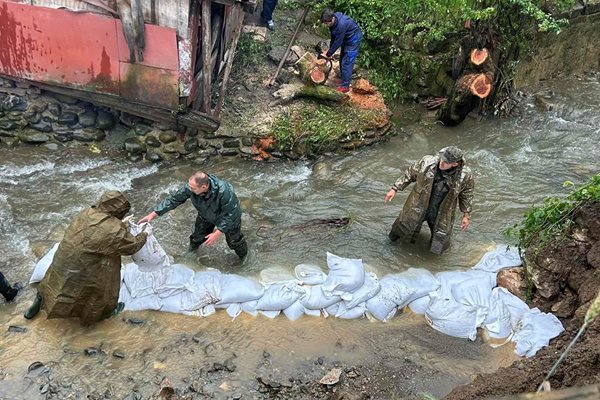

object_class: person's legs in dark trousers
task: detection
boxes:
[261,0,278,29]
[225,225,248,259]
[339,36,362,89]
[0,271,20,302]
[189,215,216,251]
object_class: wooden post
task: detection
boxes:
[187,0,200,107]
[215,5,244,117]
[201,0,212,114]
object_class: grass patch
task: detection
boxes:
[232,33,267,75]
[271,102,386,155]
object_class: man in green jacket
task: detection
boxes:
[384,146,474,255]
[138,171,248,259]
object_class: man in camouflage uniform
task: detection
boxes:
[384,146,474,254]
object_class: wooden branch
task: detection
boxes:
[272,82,346,103]
[201,0,212,114]
[215,5,244,117]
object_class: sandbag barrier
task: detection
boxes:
[30,223,564,357]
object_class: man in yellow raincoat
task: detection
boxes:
[384,146,474,254]
[24,191,148,325]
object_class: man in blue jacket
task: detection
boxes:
[138,171,248,260]
[320,9,363,93]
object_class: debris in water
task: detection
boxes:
[320,367,342,385]
[27,361,44,373]
[7,325,27,333]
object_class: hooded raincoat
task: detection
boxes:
[38,191,147,325]
[390,152,474,254]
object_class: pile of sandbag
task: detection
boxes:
[30,222,564,357]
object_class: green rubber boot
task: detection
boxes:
[24,291,42,320]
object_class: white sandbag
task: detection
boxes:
[123,293,162,311]
[304,308,322,317]
[217,274,264,304]
[226,303,242,319]
[294,264,327,285]
[118,281,132,304]
[259,310,280,319]
[395,268,440,304]
[365,274,415,321]
[122,263,195,299]
[344,272,380,309]
[29,243,60,283]
[425,293,479,340]
[484,295,513,339]
[450,276,495,327]
[493,287,530,329]
[300,285,341,310]
[154,264,195,298]
[241,300,259,317]
[122,263,154,298]
[326,302,367,319]
[256,282,305,311]
[322,253,365,295]
[282,300,305,321]
[180,269,222,311]
[160,292,186,314]
[202,304,216,317]
[436,269,496,298]
[512,308,564,357]
[129,222,170,272]
[472,245,522,272]
[408,295,430,314]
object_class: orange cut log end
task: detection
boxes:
[470,48,489,66]
[310,68,326,84]
[470,74,492,98]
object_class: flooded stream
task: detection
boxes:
[1,74,599,399]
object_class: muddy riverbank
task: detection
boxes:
[445,202,600,399]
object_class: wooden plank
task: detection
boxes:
[201,0,212,114]
[486,384,600,400]
[187,0,200,106]
[215,5,243,117]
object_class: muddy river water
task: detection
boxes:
[1,75,599,399]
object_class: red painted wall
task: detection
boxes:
[0,1,180,109]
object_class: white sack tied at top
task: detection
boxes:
[129,221,170,272]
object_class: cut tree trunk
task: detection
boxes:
[457,73,493,99]
[297,52,332,85]
[470,48,489,66]
[272,82,346,104]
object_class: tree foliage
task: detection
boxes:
[311,0,573,100]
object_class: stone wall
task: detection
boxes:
[0,76,393,162]
[514,2,600,88]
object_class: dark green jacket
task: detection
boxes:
[154,175,242,233]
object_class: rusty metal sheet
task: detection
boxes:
[119,62,178,108]
[116,20,178,70]
[0,1,120,93]
[31,0,113,15]
[140,0,189,40]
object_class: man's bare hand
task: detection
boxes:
[204,229,223,246]
[461,215,471,231]
[384,189,396,203]
[138,211,158,225]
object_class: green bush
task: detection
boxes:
[310,0,573,100]
[503,174,600,253]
